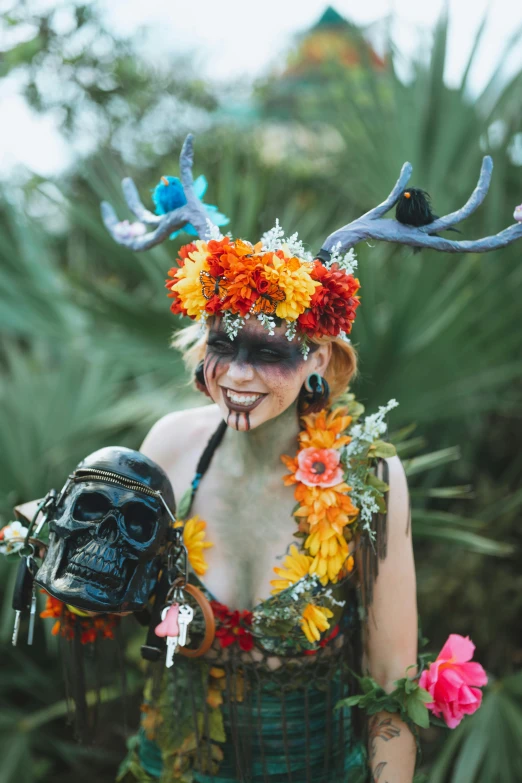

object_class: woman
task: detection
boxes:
[29,133,501,781]
[101,133,517,782]
[123,310,417,783]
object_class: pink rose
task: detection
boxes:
[295,447,344,488]
[419,634,488,728]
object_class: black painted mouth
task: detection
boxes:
[221,387,267,413]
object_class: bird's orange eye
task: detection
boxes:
[404,192,411,199]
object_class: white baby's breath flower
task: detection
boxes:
[261,219,285,252]
[285,320,297,341]
[206,219,224,241]
[257,313,276,335]
[222,311,245,339]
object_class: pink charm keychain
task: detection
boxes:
[155,604,180,667]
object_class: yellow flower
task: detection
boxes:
[172,240,210,318]
[181,516,213,576]
[270,543,313,595]
[300,603,334,644]
[306,530,350,584]
[263,254,319,320]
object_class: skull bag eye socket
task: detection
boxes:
[72,491,111,522]
[121,501,157,543]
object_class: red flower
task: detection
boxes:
[303,623,340,655]
[178,242,198,264]
[298,261,360,338]
[211,600,254,652]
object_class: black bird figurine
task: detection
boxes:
[395,188,460,252]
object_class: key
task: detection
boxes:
[154,604,180,668]
[178,604,194,647]
[166,635,178,668]
[12,556,38,646]
[27,586,37,645]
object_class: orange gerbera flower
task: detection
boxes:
[293,482,358,530]
[220,251,263,316]
[299,406,353,450]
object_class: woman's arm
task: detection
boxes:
[364,455,417,783]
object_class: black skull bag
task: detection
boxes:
[35,447,176,613]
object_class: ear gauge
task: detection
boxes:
[194,361,211,398]
[299,373,330,414]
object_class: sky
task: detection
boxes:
[2,0,522,176]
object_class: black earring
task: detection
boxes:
[299,372,330,414]
[194,361,211,398]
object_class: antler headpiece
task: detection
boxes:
[102,134,522,355]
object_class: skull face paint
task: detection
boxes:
[204,319,326,432]
[35,447,175,613]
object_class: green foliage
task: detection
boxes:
[0,4,522,781]
[336,671,432,729]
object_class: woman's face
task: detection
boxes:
[203,319,332,431]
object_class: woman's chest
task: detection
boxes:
[189,468,299,611]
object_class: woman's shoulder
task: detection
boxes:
[140,404,223,469]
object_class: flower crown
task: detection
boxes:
[164,222,360,355]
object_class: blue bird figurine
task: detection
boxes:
[152,174,229,238]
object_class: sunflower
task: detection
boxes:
[270,543,313,595]
[170,240,212,318]
[263,253,319,320]
[300,603,334,644]
[177,516,213,576]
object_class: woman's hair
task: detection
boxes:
[172,322,358,402]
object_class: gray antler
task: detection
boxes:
[100,134,213,251]
[321,156,522,255]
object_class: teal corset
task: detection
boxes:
[118,576,367,783]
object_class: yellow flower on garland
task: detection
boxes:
[306,530,350,583]
[301,603,334,644]
[263,253,319,320]
[171,240,211,318]
[175,516,213,576]
[270,544,313,595]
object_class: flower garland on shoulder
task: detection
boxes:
[174,393,398,652]
[262,394,398,647]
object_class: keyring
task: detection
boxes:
[169,580,215,658]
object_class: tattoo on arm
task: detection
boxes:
[373,761,388,782]
[369,716,401,758]
[369,716,400,782]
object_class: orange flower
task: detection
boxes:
[220,251,262,316]
[175,516,213,576]
[299,406,353,450]
[295,447,344,488]
[293,482,358,532]
[40,592,118,644]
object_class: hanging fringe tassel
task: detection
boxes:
[361,458,390,611]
